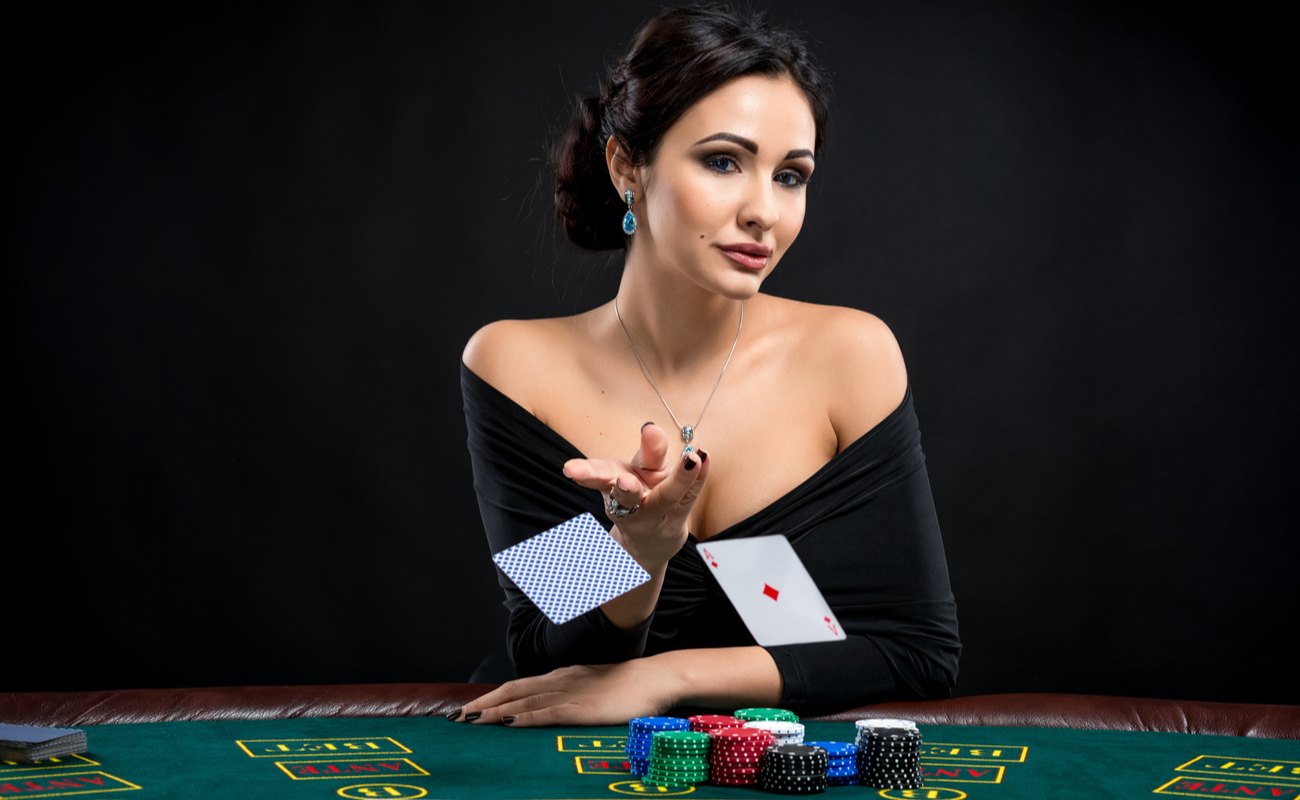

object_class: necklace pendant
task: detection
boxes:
[681,425,694,444]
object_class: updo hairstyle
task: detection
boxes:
[552,3,831,251]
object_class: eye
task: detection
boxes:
[702,153,740,173]
[775,169,810,188]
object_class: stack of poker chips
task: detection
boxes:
[742,719,805,745]
[734,707,800,724]
[805,740,858,786]
[626,716,689,778]
[706,726,776,787]
[854,718,923,791]
[687,714,740,734]
[758,743,829,795]
[643,730,712,788]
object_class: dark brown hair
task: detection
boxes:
[552,3,832,251]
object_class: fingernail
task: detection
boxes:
[463,711,481,722]
[445,708,462,722]
[502,715,516,725]
[642,421,654,430]
[683,455,696,471]
[699,450,709,463]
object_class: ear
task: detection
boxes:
[605,136,638,199]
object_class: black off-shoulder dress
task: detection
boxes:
[461,361,960,712]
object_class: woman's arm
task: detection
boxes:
[461,321,711,672]
[452,646,782,727]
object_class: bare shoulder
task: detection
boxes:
[768,298,909,448]
[462,315,581,414]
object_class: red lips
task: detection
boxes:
[718,243,772,271]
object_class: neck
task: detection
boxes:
[612,260,746,377]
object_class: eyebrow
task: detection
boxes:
[693,132,814,162]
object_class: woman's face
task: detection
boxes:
[633,73,817,299]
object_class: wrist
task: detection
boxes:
[609,524,683,571]
[641,651,693,710]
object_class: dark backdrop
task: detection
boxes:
[9,1,1297,704]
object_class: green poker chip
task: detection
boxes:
[733,707,800,722]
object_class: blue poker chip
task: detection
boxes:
[805,740,857,758]
[630,716,690,731]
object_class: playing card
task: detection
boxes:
[697,535,846,646]
[492,512,651,625]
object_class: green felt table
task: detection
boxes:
[1,716,1297,799]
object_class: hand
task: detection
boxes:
[452,658,682,727]
[563,423,710,566]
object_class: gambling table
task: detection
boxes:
[1,684,1296,799]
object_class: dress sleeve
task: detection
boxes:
[762,390,961,710]
[461,362,652,677]
[766,462,961,710]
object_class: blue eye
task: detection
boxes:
[703,154,739,173]
[776,170,809,188]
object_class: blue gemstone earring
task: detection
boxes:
[622,189,637,235]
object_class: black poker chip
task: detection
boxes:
[852,717,924,790]
[756,742,830,794]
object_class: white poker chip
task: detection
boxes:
[743,720,805,736]
[854,718,918,731]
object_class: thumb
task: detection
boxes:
[631,422,672,486]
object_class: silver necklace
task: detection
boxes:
[613,296,744,455]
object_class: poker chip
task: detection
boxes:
[804,739,856,786]
[854,718,924,790]
[757,743,828,794]
[642,729,710,787]
[706,726,774,787]
[742,720,804,747]
[855,717,918,731]
[626,716,689,776]
[689,714,741,733]
[734,707,800,723]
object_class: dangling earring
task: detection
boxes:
[622,189,638,235]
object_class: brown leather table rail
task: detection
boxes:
[1,685,1295,739]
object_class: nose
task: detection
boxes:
[739,175,779,232]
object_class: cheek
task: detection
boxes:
[660,174,727,233]
[777,195,807,245]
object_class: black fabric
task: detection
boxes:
[461,361,960,711]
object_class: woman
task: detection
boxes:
[454,4,959,727]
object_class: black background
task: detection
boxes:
[9,1,1297,704]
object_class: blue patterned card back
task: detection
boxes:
[491,513,651,624]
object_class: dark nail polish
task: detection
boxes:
[642,421,654,430]
[699,450,708,463]
[463,711,481,722]
[445,708,462,722]
[502,715,516,725]
[683,455,696,471]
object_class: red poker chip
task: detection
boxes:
[711,754,767,765]
[712,750,768,760]
[712,744,769,754]
[712,745,772,755]
[710,727,775,739]
[690,715,740,726]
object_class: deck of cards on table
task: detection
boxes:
[0,723,88,763]
[697,535,846,646]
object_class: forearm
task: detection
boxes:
[647,646,784,710]
[599,561,666,630]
